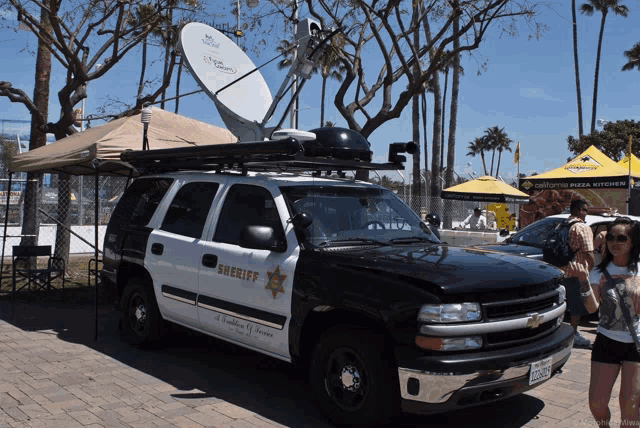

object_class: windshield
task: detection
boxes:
[281,185,439,247]
[507,217,562,248]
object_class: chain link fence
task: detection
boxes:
[397,194,520,230]
[0,154,128,294]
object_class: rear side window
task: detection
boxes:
[214,184,285,245]
[110,178,173,229]
[161,182,220,239]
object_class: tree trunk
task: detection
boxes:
[421,92,430,193]
[161,9,173,110]
[425,17,443,219]
[489,149,496,176]
[591,12,607,134]
[480,152,488,175]
[321,76,327,127]
[572,0,584,138]
[440,69,448,174]
[137,38,147,99]
[175,55,183,114]
[496,150,503,178]
[443,10,460,229]
[412,7,421,209]
[21,0,52,253]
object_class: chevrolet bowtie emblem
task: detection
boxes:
[526,313,543,329]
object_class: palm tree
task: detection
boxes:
[317,48,345,127]
[572,0,585,139]
[439,51,464,175]
[467,137,489,175]
[324,121,336,127]
[483,126,510,176]
[444,13,463,189]
[420,78,435,186]
[580,0,629,133]
[494,136,514,178]
[622,42,640,71]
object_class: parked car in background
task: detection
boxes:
[475,210,640,261]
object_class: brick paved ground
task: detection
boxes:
[0,301,623,428]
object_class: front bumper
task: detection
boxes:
[398,323,573,415]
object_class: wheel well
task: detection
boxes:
[296,308,392,370]
[116,263,153,302]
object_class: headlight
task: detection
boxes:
[558,285,566,304]
[418,303,482,323]
[415,335,483,351]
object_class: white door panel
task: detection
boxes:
[147,230,201,327]
[197,183,299,359]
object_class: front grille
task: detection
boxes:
[483,290,558,320]
[485,320,557,348]
[481,288,561,348]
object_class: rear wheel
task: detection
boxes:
[310,327,399,427]
[120,278,163,346]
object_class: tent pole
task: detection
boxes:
[1,172,12,287]
[94,168,99,341]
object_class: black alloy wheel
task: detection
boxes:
[310,327,398,427]
[120,279,163,347]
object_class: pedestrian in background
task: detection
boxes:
[458,207,486,230]
[593,229,607,266]
[588,216,640,428]
[559,199,595,348]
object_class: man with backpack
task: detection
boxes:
[557,199,595,348]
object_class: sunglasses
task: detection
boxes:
[605,233,629,243]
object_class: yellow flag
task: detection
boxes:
[629,136,633,157]
[513,141,520,164]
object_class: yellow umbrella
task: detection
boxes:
[440,175,530,204]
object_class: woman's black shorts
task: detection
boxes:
[591,333,640,364]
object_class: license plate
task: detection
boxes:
[529,357,553,385]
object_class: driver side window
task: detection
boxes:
[213,184,285,246]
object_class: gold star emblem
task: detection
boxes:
[265,266,286,299]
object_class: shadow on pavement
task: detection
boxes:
[0,299,546,428]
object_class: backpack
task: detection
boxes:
[542,220,577,267]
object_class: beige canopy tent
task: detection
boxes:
[9,106,237,176]
[4,107,236,340]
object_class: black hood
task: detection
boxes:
[318,243,560,295]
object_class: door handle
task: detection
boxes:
[151,243,164,255]
[202,254,218,268]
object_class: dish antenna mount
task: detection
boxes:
[179,20,333,142]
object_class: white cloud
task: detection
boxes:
[519,88,564,102]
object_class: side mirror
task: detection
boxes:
[291,212,313,228]
[499,228,510,237]
[239,225,286,253]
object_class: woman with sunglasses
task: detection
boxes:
[587,217,640,428]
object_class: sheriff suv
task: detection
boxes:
[102,128,574,427]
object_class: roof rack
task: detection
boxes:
[121,129,417,176]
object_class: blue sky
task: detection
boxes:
[1,2,640,186]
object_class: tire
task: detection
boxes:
[310,326,399,427]
[120,278,163,347]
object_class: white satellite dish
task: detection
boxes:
[179,22,273,141]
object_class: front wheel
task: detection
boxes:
[120,278,163,347]
[310,327,399,427]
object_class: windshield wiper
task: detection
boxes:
[389,236,436,244]
[317,237,392,247]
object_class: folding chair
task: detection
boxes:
[12,245,65,302]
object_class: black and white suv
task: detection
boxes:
[102,128,573,427]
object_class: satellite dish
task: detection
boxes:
[179,22,273,141]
